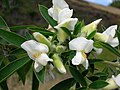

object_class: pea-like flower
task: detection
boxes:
[48,0,73,23]
[55,18,78,43]
[21,40,53,72]
[103,74,120,90]
[69,37,94,69]
[94,25,119,47]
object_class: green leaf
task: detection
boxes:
[10,25,37,31]
[0,16,10,31]
[28,27,54,36]
[89,59,103,64]
[17,60,32,84]
[38,5,57,28]
[69,66,87,87]
[50,78,75,90]
[2,0,10,9]
[89,80,108,89]
[0,56,31,83]
[61,27,71,36]
[99,42,120,57]
[87,30,96,40]
[32,71,39,90]
[34,67,45,83]
[25,31,34,40]
[0,29,27,47]
[73,20,84,35]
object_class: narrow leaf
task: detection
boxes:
[32,71,39,90]
[99,42,120,57]
[38,5,57,28]
[73,20,84,35]
[0,29,27,47]
[61,27,71,36]
[89,80,108,89]
[69,66,87,87]
[0,56,31,83]
[17,60,32,84]
[87,30,96,40]
[28,27,54,36]
[34,67,45,83]
[10,25,37,31]
[0,16,10,31]
[50,78,75,90]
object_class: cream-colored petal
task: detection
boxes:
[81,19,102,36]
[94,33,109,42]
[36,53,53,66]
[58,8,73,23]
[103,25,117,37]
[82,59,89,69]
[84,40,94,53]
[72,52,85,65]
[55,18,78,31]
[34,62,43,72]
[112,74,120,87]
[69,37,88,51]
[103,78,119,90]
[108,37,119,47]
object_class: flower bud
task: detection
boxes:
[56,45,66,53]
[81,19,102,37]
[52,54,66,74]
[103,74,120,90]
[33,32,51,48]
[94,33,108,42]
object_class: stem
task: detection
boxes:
[103,60,120,68]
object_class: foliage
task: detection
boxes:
[0,0,120,90]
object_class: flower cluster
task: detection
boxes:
[20,0,120,89]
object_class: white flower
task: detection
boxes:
[21,40,53,72]
[94,25,119,47]
[48,0,73,23]
[55,18,78,43]
[103,74,120,90]
[69,37,94,69]
[81,19,102,37]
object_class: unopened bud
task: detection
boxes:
[52,54,66,74]
[81,19,102,37]
[33,32,51,48]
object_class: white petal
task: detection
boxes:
[72,52,85,65]
[82,59,89,69]
[108,37,119,47]
[52,0,68,9]
[36,53,53,66]
[55,18,78,31]
[84,40,94,53]
[21,40,49,53]
[69,37,88,51]
[103,25,117,37]
[112,74,120,87]
[58,8,73,23]
[34,62,43,72]
[48,8,53,17]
